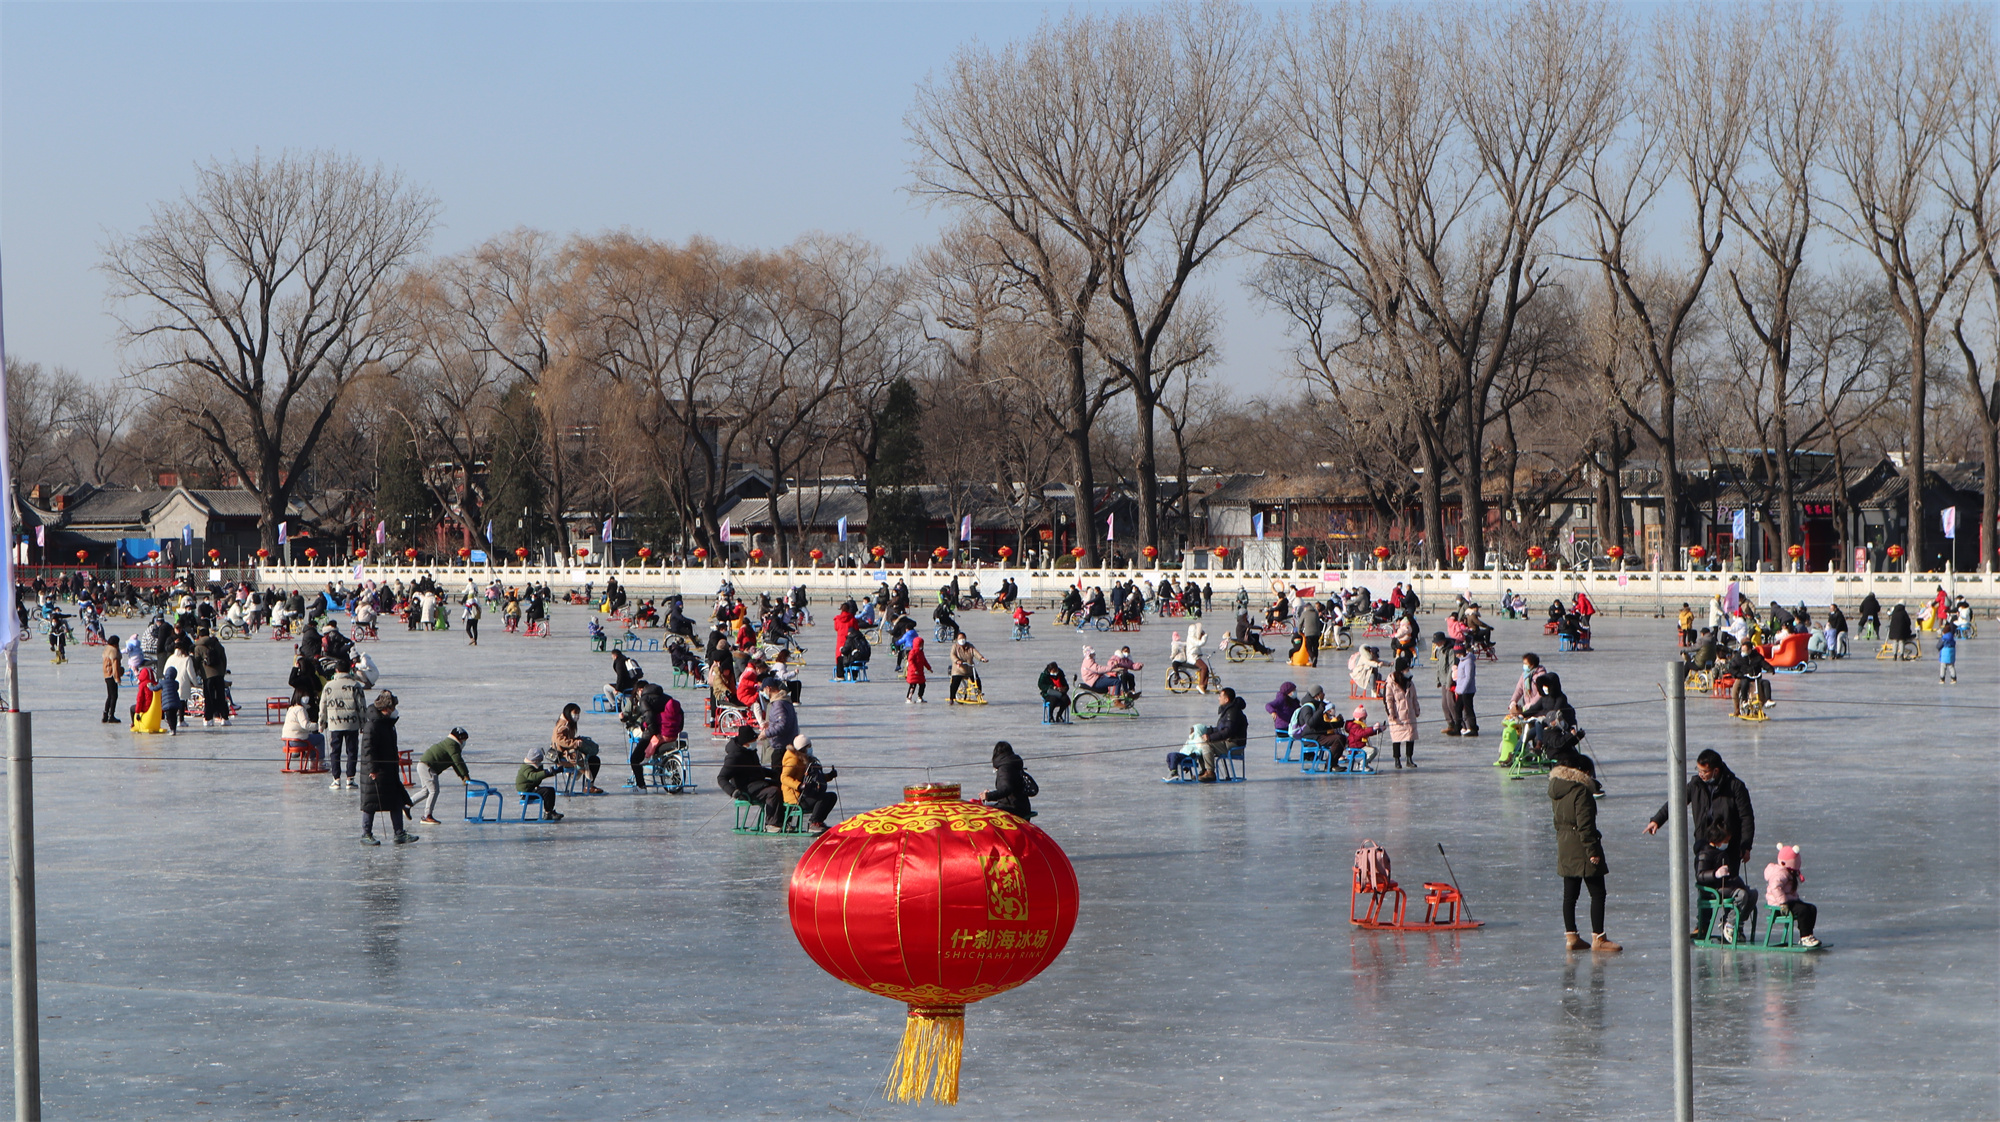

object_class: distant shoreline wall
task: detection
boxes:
[245,564,1998,615]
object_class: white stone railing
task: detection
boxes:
[244,561,1997,610]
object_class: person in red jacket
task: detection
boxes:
[905,636,932,703]
[832,602,856,658]
[735,659,766,708]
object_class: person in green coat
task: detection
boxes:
[414,728,472,826]
[1549,751,1619,954]
[516,745,564,822]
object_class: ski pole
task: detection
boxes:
[1438,842,1474,924]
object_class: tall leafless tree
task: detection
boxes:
[105,152,438,550]
[1823,3,1980,571]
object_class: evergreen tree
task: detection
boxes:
[869,377,926,552]
[486,382,548,554]
[376,429,433,550]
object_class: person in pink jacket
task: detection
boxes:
[904,636,932,703]
[1762,844,1821,948]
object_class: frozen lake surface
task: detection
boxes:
[3,597,1994,1119]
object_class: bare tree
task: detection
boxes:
[1943,25,2000,571]
[909,2,1268,557]
[104,152,438,550]
[1717,2,1839,560]
[4,358,89,485]
[1822,4,1980,571]
[1574,3,1752,565]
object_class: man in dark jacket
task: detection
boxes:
[1646,749,1755,870]
[191,628,230,726]
[984,740,1034,818]
[1299,603,1323,667]
[717,727,783,828]
[358,692,416,845]
[1199,689,1248,781]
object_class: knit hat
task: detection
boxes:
[1351,706,1367,722]
[1777,844,1801,871]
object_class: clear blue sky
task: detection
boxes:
[1,1,1295,393]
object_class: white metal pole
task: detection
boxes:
[1666,658,1692,1121]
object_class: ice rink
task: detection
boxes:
[2,595,1994,1119]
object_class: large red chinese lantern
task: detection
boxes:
[693,547,709,561]
[459,547,471,560]
[638,546,653,561]
[1786,544,1804,560]
[1606,545,1624,561]
[405,548,419,560]
[76,550,89,564]
[1689,545,1707,562]
[516,546,530,560]
[1373,546,1392,560]
[1454,544,1470,560]
[577,546,590,559]
[750,547,767,564]
[353,548,367,561]
[932,546,949,561]
[788,784,1078,1105]
[1071,546,1086,559]
[1212,546,1229,559]
[808,548,823,564]
[870,545,887,560]
[1141,545,1158,561]
[256,548,270,561]
[1294,545,1310,560]
[1886,544,1904,562]
[207,548,221,562]
[996,546,1012,561]
[303,548,317,561]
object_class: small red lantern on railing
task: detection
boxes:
[353,548,367,560]
[751,548,767,564]
[303,548,317,561]
[1689,545,1707,561]
[405,548,419,560]
[1606,545,1624,561]
[1071,547,1086,559]
[1886,544,1904,561]
[1786,544,1804,560]
[808,548,824,565]
[997,545,1013,561]
[146,550,160,562]
[459,547,471,560]
[577,546,590,559]
[207,548,221,562]
[1527,545,1545,560]
[1294,545,1311,560]
[1373,546,1392,560]
[694,547,709,561]
[1452,544,1468,561]
[638,547,652,561]
[257,548,270,561]
[76,550,89,564]
[870,545,887,560]
[1142,545,1159,561]
[1212,546,1229,560]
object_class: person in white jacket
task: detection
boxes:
[1185,620,1213,693]
[281,702,324,770]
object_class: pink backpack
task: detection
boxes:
[1355,840,1392,890]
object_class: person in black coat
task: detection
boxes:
[716,727,783,828]
[357,692,416,845]
[1645,749,1754,869]
[984,741,1035,818]
[1199,689,1248,780]
[1857,592,1880,636]
[1887,603,1913,644]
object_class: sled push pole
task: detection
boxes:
[1666,659,1692,1122]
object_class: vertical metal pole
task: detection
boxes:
[1666,659,1692,1122]
[7,709,40,1118]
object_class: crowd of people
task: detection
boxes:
[16,560,1979,959]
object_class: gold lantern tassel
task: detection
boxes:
[887,1004,965,1105]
